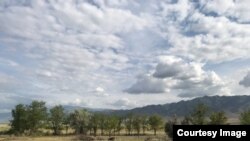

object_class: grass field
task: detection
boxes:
[0,124,169,141]
[0,135,169,141]
[0,124,10,133]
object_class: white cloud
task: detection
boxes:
[126,55,230,97]
[201,0,250,23]
[0,0,250,112]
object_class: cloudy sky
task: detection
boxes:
[1,0,250,113]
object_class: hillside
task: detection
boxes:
[110,95,250,117]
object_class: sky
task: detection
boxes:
[1,0,250,114]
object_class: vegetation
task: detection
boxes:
[49,105,65,135]
[148,115,163,135]
[164,115,177,138]
[240,109,250,125]
[10,101,47,135]
[6,100,249,140]
[9,101,165,137]
[209,111,228,125]
[190,103,209,125]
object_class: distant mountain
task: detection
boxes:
[110,95,250,117]
[63,105,111,113]
[2,95,250,123]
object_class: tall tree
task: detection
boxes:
[49,105,65,135]
[133,115,142,135]
[148,115,163,135]
[165,115,178,138]
[124,113,134,135]
[63,113,71,135]
[89,113,101,136]
[240,109,250,125]
[27,101,48,134]
[10,104,28,135]
[99,113,107,135]
[190,103,209,125]
[209,111,228,125]
[115,116,123,135]
[105,115,119,136]
[141,115,148,135]
[69,109,90,134]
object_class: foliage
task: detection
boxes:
[148,115,163,135]
[69,109,89,134]
[49,105,65,135]
[10,101,48,135]
[89,113,101,136]
[209,111,228,125]
[164,115,177,138]
[27,101,48,134]
[240,109,250,125]
[190,103,209,125]
[10,104,28,135]
[124,113,134,135]
[133,115,142,135]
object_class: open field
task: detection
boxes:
[0,124,168,141]
[0,124,10,133]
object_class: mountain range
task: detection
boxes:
[109,95,250,117]
[1,95,250,123]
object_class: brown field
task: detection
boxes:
[0,117,240,141]
[0,124,169,141]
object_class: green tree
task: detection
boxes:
[133,115,142,135]
[209,111,228,125]
[63,113,71,135]
[27,101,48,134]
[69,109,90,134]
[240,109,250,125]
[89,113,101,136]
[10,104,28,135]
[165,115,177,138]
[148,115,163,135]
[49,105,65,135]
[190,103,209,125]
[105,115,119,136]
[99,114,107,135]
[141,115,148,135]
[115,116,123,135]
[124,113,134,135]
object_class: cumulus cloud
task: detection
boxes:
[0,0,249,111]
[126,56,230,97]
[239,72,250,87]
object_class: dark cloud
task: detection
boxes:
[239,72,250,87]
[125,75,167,94]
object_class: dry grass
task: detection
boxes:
[0,124,10,132]
[0,135,169,141]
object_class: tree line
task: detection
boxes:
[10,101,163,136]
[164,103,250,138]
[10,101,250,138]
